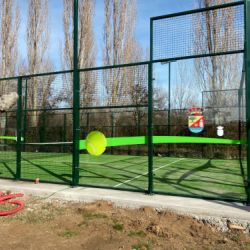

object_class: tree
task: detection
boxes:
[62,0,96,108]
[103,0,139,106]
[103,0,137,66]
[103,0,148,136]
[0,0,20,94]
[129,63,148,131]
[172,62,198,110]
[26,0,54,126]
[192,0,244,129]
[193,0,242,108]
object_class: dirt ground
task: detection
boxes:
[0,195,249,250]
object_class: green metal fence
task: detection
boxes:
[149,0,248,202]
[0,0,249,203]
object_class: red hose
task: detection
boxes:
[0,193,25,216]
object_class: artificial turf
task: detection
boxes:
[0,151,247,201]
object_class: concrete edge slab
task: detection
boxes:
[0,179,249,222]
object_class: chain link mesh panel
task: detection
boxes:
[202,89,241,124]
[78,64,149,191]
[0,80,17,179]
[21,73,73,184]
[150,1,246,201]
[79,64,148,107]
[152,3,244,61]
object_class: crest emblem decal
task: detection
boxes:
[188,108,204,133]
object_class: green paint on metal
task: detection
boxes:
[72,0,80,186]
[79,136,246,150]
[148,17,154,195]
[0,136,24,141]
[245,0,250,205]
[151,1,244,21]
[16,77,22,180]
[108,136,147,147]
[153,136,245,145]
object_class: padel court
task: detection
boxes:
[0,1,249,204]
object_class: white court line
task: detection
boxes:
[114,158,184,188]
[80,162,104,164]
[24,142,73,145]
[80,156,139,165]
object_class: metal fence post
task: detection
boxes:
[72,0,80,186]
[23,78,28,152]
[86,112,90,134]
[147,18,154,194]
[16,77,22,180]
[245,0,250,205]
[111,112,115,154]
[5,111,8,137]
[63,113,67,152]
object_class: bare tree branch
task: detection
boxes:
[62,0,96,108]
[26,0,54,126]
[0,0,20,94]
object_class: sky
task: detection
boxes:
[18,0,197,70]
[16,0,243,110]
[15,0,221,108]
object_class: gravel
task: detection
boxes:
[193,215,250,233]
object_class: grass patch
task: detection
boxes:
[230,233,242,243]
[132,243,151,250]
[128,230,146,238]
[58,230,78,238]
[22,203,64,224]
[0,203,16,210]
[83,212,107,220]
[113,223,124,231]
[78,212,108,227]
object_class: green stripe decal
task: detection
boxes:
[0,136,24,141]
[79,136,246,150]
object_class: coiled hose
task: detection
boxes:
[0,192,25,216]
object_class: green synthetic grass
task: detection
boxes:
[0,151,247,201]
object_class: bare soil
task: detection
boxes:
[0,195,249,250]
